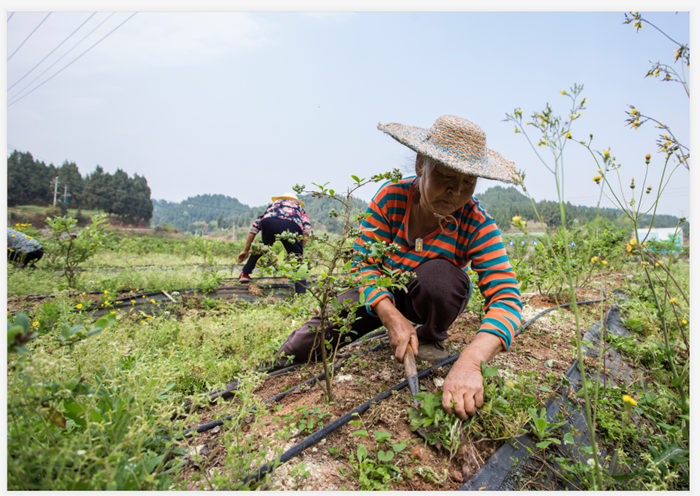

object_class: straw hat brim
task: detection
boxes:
[271,196,305,208]
[378,122,517,184]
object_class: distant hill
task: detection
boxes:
[151,193,369,235]
[152,187,687,237]
[475,185,688,236]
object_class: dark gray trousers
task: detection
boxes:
[276,258,472,363]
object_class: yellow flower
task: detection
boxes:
[560,90,565,95]
[150,299,156,304]
[622,394,637,406]
[131,300,136,305]
[602,261,607,265]
[597,169,601,173]
[76,304,83,309]
[33,321,39,327]
[669,298,677,304]
[591,256,599,263]
[104,290,109,294]
[15,223,19,226]
[631,108,637,115]
[142,295,145,298]
[565,132,572,139]
[512,215,522,223]
[110,311,116,315]
[11,235,15,237]
[629,238,636,245]
[682,319,688,325]
[593,176,602,184]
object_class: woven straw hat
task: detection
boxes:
[378,115,517,184]
[271,192,305,208]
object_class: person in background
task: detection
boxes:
[237,191,312,294]
[7,227,44,268]
[271,115,522,420]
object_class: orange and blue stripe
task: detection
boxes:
[351,177,522,350]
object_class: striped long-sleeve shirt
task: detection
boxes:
[351,177,522,350]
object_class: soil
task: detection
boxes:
[173,289,615,491]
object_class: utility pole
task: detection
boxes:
[52,177,59,205]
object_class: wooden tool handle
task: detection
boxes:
[403,345,418,378]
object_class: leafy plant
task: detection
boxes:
[344,443,403,490]
[527,407,568,449]
[257,171,412,402]
[44,214,109,288]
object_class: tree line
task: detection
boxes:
[150,185,687,238]
[476,185,689,237]
[152,193,370,235]
[7,151,153,224]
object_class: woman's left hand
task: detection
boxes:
[237,251,249,263]
[441,357,484,420]
[440,332,503,420]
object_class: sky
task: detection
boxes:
[3,3,693,220]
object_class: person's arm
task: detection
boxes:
[374,298,419,363]
[300,208,312,241]
[237,233,256,263]
[442,215,522,420]
[351,182,401,315]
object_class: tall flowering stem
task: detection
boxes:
[505,85,605,490]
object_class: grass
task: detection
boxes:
[12,205,102,217]
[6,228,691,491]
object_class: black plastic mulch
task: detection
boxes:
[461,304,634,491]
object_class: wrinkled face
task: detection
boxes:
[416,155,477,216]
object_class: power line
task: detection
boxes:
[7,13,116,105]
[8,12,14,22]
[10,13,139,107]
[8,12,97,92]
[8,12,139,107]
[8,12,51,61]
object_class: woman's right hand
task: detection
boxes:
[374,298,419,363]
[237,251,249,263]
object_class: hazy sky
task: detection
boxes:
[4,5,692,218]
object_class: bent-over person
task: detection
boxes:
[237,191,312,294]
[271,115,522,420]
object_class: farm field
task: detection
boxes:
[6,222,690,491]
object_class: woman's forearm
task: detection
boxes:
[243,232,256,251]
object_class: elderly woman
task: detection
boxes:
[237,191,312,294]
[273,115,522,420]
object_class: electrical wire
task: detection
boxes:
[8,12,51,61]
[8,13,137,107]
[8,13,97,92]
[8,12,138,107]
[8,12,14,22]
[7,13,116,105]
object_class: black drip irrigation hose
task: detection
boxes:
[239,354,461,486]
[174,360,348,440]
[234,297,610,485]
